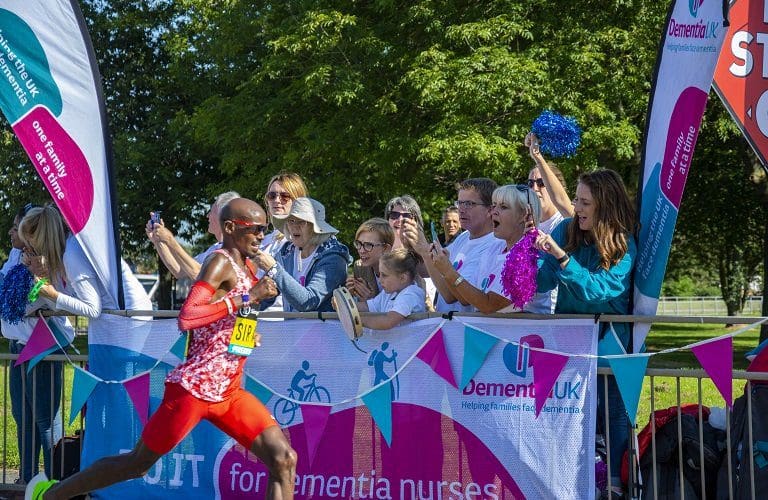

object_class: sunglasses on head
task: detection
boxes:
[266,191,292,202]
[526,178,545,189]
[228,219,268,235]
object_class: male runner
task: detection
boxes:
[28,198,296,499]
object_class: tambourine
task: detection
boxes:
[333,286,362,340]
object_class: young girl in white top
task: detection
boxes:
[358,248,426,329]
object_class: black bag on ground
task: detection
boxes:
[717,384,768,499]
[52,430,82,480]
[640,413,725,499]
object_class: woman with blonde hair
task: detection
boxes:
[430,184,549,314]
[261,172,309,256]
[534,169,637,495]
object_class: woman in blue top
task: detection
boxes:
[534,169,637,495]
[252,197,350,313]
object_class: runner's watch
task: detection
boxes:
[266,265,278,279]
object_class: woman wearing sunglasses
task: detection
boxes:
[525,132,574,234]
[261,172,308,256]
[429,184,550,313]
[534,169,637,495]
[251,197,350,312]
[384,195,424,250]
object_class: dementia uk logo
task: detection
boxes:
[689,0,704,18]
[461,335,583,415]
[668,0,718,40]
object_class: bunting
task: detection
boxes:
[530,349,570,417]
[123,372,151,426]
[608,355,651,426]
[70,365,100,425]
[692,336,733,408]
[361,383,393,446]
[300,404,332,465]
[460,325,498,391]
[415,328,457,388]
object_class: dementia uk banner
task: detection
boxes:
[633,0,727,351]
[81,317,597,499]
[0,0,122,304]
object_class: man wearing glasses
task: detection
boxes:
[403,178,504,313]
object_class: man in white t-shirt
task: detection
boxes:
[403,178,504,313]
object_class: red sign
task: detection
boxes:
[714,0,768,166]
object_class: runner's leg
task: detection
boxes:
[42,439,161,499]
[250,427,297,500]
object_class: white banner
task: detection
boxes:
[83,317,598,499]
[0,0,121,304]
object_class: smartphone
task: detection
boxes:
[151,211,161,224]
[430,221,439,244]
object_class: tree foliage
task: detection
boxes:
[0,1,764,318]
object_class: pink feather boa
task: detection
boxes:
[501,229,539,310]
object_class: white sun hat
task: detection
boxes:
[272,197,339,236]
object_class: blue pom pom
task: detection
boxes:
[531,110,582,158]
[0,264,33,324]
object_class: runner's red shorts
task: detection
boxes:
[142,382,276,455]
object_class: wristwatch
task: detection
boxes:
[557,254,569,265]
[266,265,278,279]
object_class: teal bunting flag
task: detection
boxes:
[607,355,650,426]
[170,332,189,361]
[245,375,274,406]
[70,366,100,425]
[361,383,393,446]
[460,325,498,391]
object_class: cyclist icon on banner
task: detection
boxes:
[273,360,331,426]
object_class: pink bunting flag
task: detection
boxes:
[14,318,56,367]
[530,349,569,417]
[124,372,151,426]
[416,328,457,388]
[692,336,733,408]
[300,404,332,465]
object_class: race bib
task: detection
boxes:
[228,316,257,356]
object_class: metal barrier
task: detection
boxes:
[1,313,766,498]
[1,353,87,493]
[658,296,763,316]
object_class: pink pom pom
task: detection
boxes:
[501,229,540,310]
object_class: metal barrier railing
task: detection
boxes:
[2,312,767,498]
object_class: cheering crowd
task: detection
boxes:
[12,133,637,498]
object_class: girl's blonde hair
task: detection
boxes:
[379,248,420,282]
[18,204,69,284]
